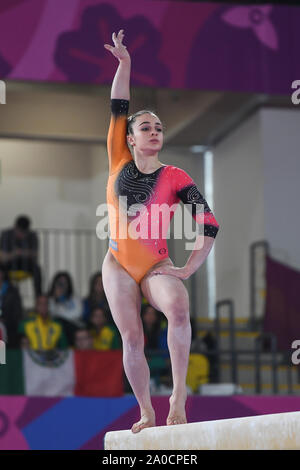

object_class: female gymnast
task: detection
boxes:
[102,30,219,433]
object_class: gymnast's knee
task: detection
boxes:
[122,329,144,352]
[163,294,190,327]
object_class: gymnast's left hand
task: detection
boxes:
[151,265,191,280]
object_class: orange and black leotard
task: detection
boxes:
[106,99,220,284]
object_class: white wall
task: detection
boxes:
[214,107,300,319]
[90,143,110,261]
[214,111,265,318]
[0,139,93,230]
[261,108,300,270]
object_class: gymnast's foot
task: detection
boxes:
[167,391,187,426]
[131,409,156,433]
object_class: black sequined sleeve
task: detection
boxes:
[173,167,219,239]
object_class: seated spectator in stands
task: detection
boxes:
[0,319,7,342]
[20,336,29,349]
[74,327,93,350]
[82,271,109,323]
[18,294,68,350]
[141,304,168,353]
[89,306,121,350]
[0,263,23,348]
[141,304,170,387]
[0,215,42,297]
[48,271,83,346]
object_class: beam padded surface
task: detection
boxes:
[104,411,300,450]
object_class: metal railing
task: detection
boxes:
[0,228,108,299]
[37,228,108,296]
[214,299,237,384]
[254,332,278,394]
[194,297,298,395]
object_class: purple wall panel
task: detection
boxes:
[0,1,298,94]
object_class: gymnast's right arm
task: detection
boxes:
[104,29,132,174]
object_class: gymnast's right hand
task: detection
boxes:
[104,29,130,61]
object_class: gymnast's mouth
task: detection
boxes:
[149,139,159,143]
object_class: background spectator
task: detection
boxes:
[0,319,7,342]
[0,215,42,297]
[141,304,168,352]
[18,294,68,350]
[141,304,170,388]
[20,336,29,349]
[48,271,83,346]
[89,306,121,350]
[0,263,23,348]
[82,271,109,323]
[74,327,93,350]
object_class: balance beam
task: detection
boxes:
[104,411,300,450]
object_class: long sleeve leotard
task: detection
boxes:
[106,99,219,283]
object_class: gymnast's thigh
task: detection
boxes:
[140,258,189,315]
[102,250,143,335]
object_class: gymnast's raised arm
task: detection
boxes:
[104,30,132,174]
[104,29,130,100]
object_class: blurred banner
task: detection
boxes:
[0,0,299,94]
[0,349,123,397]
[163,1,300,4]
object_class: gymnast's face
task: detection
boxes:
[127,113,164,154]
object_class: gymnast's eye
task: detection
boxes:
[141,127,163,132]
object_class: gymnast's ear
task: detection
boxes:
[127,134,135,147]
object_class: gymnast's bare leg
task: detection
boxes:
[140,260,191,426]
[102,250,155,433]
